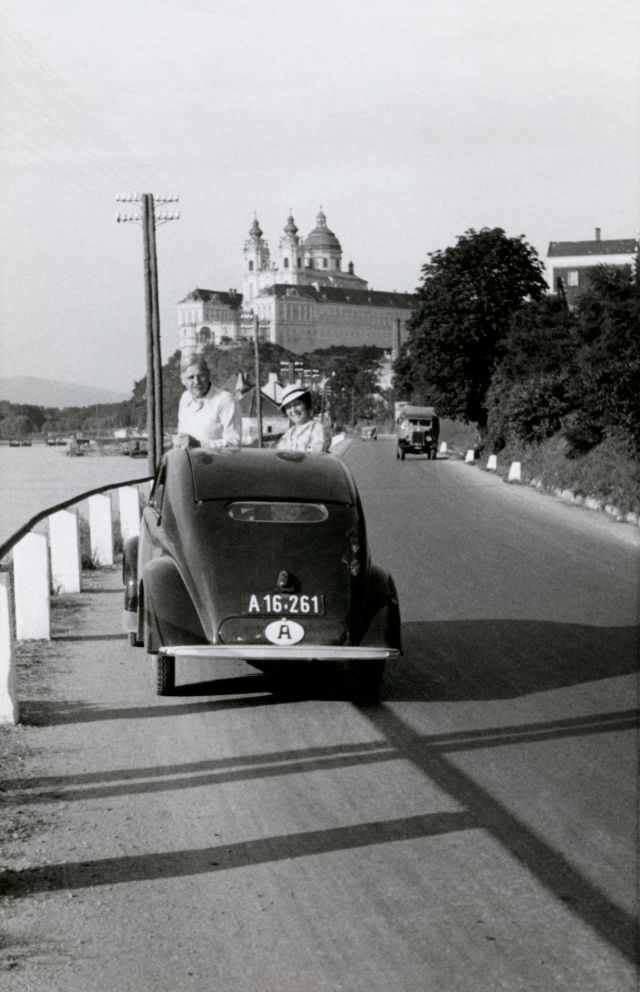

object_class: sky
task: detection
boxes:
[1,0,638,396]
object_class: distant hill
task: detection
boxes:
[0,377,129,408]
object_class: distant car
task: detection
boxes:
[396,406,439,460]
[361,425,378,441]
[123,447,402,697]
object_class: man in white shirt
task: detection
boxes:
[174,357,241,449]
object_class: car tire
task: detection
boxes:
[401,450,406,460]
[348,659,385,702]
[153,654,175,695]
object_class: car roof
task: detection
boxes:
[401,406,436,417]
[169,447,358,503]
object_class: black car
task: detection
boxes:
[123,447,401,697]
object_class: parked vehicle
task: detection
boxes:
[65,436,85,457]
[123,447,402,697]
[396,406,439,460]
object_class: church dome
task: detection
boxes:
[284,213,298,237]
[248,216,263,239]
[304,209,341,252]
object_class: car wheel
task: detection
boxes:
[401,450,406,460]
[348,659,385,702]
[153,654,175,695]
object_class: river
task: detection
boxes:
[0,443,152,549]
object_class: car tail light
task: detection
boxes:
[342,532,362,577]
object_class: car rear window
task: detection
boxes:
[227,501,328,523]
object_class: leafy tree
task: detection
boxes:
[486,371,573,449]
[566,265,640,452]
[485,294,577,447]
[395,227,547,428]
[0,414,36,438]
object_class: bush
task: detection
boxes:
[486,371,571,450]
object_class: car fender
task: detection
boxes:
[142,556,207,654]
[359,565,402,652]
[122,537,139,612]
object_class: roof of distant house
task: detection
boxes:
[547,238,637,258]
[179,288,243,307]
[237,385,282,418]
[263,284,416,308]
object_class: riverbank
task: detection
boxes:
[0,445,150,548]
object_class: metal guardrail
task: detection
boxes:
[0,474,153,562]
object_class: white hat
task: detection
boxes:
[279,383,311,410]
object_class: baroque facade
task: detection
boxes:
[178,210,415,361]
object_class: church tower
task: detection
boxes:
[277,212,303,284]
[243,216,271,304]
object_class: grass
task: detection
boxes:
[480,433,640,517]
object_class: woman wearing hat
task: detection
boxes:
[276,384,331,453]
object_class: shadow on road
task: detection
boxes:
[2,704,638,963]
[390,619,638,700]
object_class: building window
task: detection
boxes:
[284,257,289,269]
[323,258,328,268]
[248,260,254,271]
[567,271,579,287]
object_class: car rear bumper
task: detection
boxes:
[158,644,400,662]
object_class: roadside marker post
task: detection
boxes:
[0,569,18,724]
[13,532,50,641]
[487,454,498,471]
[508,461,522,483]
[118,486,141,543]
[89,494,114,566]
[49,510,81,593]
[465,449,475,463]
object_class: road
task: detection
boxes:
[2,440,638,992]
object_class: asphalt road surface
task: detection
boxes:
[2,440,638,992]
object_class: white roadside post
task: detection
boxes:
[508,461,522,483]
[464,449,475,463]
[486,454,498,471]
[13,532,50,640]
[49,510,81,593]
[439,441,448,456]
[89,494,114,566]
[0,569,18,724]
[118,486,140,543]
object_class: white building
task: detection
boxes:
[178,210,416,361]
[547,228,637,305]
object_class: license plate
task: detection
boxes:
[246,593,325,616]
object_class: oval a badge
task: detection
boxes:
[265,619,305,646]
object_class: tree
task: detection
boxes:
[566,265,640,453]
[395,228,547,428]
[0,414,36,439]
[485,294,577,447]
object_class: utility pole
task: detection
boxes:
[117,193,180,473]
[253,312,263,448]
